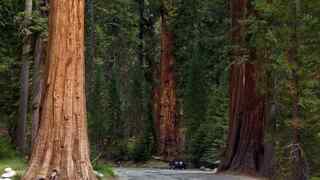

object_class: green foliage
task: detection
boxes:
[0,0,23,132]
[0,0,319,177]
[86,0,158,163]
[187,87,228,167]
[88,63,126,160]
[0,136,25,179]
[131,138,153,162]
[127,134,154,162]
[93,163,115,177]
[173,0,230,167]
[0,158,26,179]
[0,136,17,159]
[251,0,320,177]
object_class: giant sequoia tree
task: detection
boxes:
[22,0,97,179]
[219,0,266,175]
[158,0,179,161]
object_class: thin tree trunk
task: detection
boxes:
[219,0,266,175]
[138,0,144,66]
[287,0,308,179]
[158,8,179,161]
[31,37,47,148]
[153,78,160,152]
[144,13,160,153]
[16,0,33,154]
[288,0,300,149]
[138,0,147,132]
[22,0,97,179]
[31,0,49,149]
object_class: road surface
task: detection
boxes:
[114,168,257,180]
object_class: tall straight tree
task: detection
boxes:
[22,0,97,179]
[142,1,161,152]
[219,0,266,175]
[138,0,144,66]
[31,37,46,147]
[16,0,32,154]
[287,0,308,179]
[31,0,48,148]
[158,0,179,161]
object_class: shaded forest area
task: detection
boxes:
[0,0,320,179]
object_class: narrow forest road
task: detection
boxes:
[114,168,258,180]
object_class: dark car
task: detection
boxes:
[169,160,187,170]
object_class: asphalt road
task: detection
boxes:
[114,168,257,180]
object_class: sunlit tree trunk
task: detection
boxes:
[16,0,33,154]
[22,0,97,179]
[219,0,266,175]
[158,5,179,161]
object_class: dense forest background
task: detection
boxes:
[0,0,320,179]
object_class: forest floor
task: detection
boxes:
[114,168,261,180]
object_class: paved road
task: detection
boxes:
[114,168,257,180]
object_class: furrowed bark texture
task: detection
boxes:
[31,37,47,148]
[219,0,266,175]
[22,0,97,179]
[158,11,179,161]
[153,80,160,151]
[31,0,49,148]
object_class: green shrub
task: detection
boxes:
[94,163,115,177]
[0,136,17,159]
[0,158,26,178]
[186,87,228,168]
[127,136,153,162]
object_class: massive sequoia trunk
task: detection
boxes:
[22,0,97,179]
[219,0,266,175]
[158,8,179,161]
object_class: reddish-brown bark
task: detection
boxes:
[220,63,266,174]
[158,11,179,161]
[22,0,97,179]
[31,0,49,149]
[219,0,266,175]
[153,80,160,148]
[31,37,47,148]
